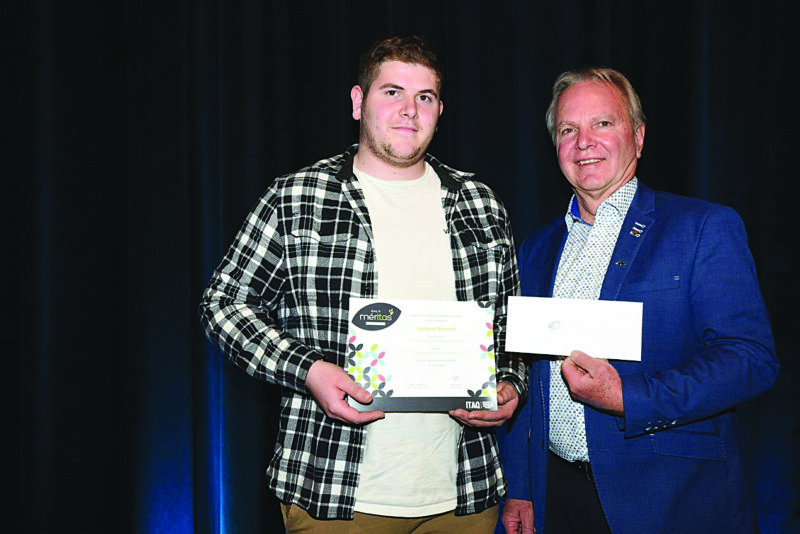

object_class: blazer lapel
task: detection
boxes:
[600,183,656,301]
[541,232,566,298]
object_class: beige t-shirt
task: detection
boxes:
[352,163,460,517]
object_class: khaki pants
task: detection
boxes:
[280,503,498,534]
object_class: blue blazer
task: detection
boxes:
[502,183,778,534]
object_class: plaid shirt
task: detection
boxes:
[199,145,526,520]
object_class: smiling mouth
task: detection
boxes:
[577,158,602,166]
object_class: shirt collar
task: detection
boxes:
[336,144,463,192]
[565,177,638,227]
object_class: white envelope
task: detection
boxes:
[506,296,642,361]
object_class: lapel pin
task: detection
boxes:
[630,221,646,237]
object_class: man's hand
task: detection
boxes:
[305,360,385,425]
[501,498,535,534]
[449,381,519,427]
[561,350,624,416]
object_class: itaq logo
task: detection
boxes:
[351,302,402,331]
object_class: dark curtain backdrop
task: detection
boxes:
[20,1,799,532]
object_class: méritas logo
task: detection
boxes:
[351,302,402,331]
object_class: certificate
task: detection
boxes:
[346,297,498,412]
[506,296,643,361]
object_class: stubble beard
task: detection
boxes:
[377,140,424,168]
[360,127,425,169]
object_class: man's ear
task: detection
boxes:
[635,123,645,158]
[351,85,364,120]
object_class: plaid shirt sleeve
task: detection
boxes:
[199,156,351,392]
[199,150,376,520]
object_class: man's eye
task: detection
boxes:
[560,127,574,136]
[597,121,611,127]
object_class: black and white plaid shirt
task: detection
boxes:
[199,145,527,520]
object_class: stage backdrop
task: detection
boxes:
[20,1,798,532]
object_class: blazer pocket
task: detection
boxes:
[651,427,725,461]
[623,275,683,295]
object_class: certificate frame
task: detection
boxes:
[345,298,498,412]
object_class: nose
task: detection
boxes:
[576,129,595,150]
[400,96,418,118]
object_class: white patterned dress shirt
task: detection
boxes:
[549,178,638,462]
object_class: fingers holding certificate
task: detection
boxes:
[449,381,519,427]
[346,297,500,413]
[306,360,386,425]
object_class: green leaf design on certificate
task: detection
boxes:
[345,331,393,397]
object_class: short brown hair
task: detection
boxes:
[545,67,646,144]
[357,35,443,97]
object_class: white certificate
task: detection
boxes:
[506,296,643,361]
[346,297,498,412]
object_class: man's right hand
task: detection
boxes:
[501,498,535,534]
[305,360,385,425]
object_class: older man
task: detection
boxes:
[501,68,778,534]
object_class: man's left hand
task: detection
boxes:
[449,381,519,427]
[561,350,624,416]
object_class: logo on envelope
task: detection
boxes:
[351,302,402,331]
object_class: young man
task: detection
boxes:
[501,68,778,534]
[199,36,526,532]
